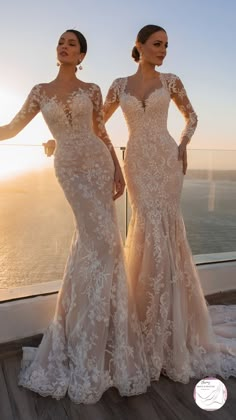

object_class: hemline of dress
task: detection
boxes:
[18,381,149,405]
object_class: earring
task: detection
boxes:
[56,62,60,66]
[79,63,83,70]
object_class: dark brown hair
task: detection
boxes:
[132,24,166,62]
[66,29,87,55]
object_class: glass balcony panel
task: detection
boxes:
[0,145,235,297]
[182,150,236,256]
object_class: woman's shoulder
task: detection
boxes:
[160,73,184,93]
[82,82,102,94]
[33,82,51,91]
[81,81,98,89]
[108,77,127,91]
[112,76,127,83]
[28,82,50,96]
[160,72,180,81]
[24,84,44,101]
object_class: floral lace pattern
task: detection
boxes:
[104,73,236,382]
[18,84,150,403]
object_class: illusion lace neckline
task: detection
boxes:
[40,87,93,125]
[39,85,93,107]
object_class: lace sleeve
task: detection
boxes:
[0,85,40,140]
[91,84,114,152]
[103,78,121,122]
[167,74,198,144]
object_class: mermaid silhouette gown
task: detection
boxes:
[14,83,150,403]
[104,73,236,382]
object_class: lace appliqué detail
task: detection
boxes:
[90,84,114,152]
[162,73,198,144]
[18,83,150,403]
[103,73,236,383]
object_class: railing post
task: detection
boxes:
[120,147,128,237]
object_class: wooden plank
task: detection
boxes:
[101,388,141,420]
[0,362,14,420]
[62,392,116,420]
[1,352,236,420]
[151,375,236,420]
[34,395,69,420]
[0,296,236,420]
[123,388,174,420]
[223,377,236,414]
[151,378,209,419]
[2,355,39,420]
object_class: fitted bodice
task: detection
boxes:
[120,84,171,139]
[104,73,198,147]
[40,89,94,143]
[8,82,114,160]
[32,85,108,159]
[103,73,199,210]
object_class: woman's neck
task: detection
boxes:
[55,65,79,84]
[135,62,159,81]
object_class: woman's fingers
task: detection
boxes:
[42,140,56,157]
[44,146,54,156]
[113,166,126,200]
[113,180,125,200]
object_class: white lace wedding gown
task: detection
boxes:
[104,73,236,382]
[15,83,150,403]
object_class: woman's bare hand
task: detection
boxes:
[113,165,126,200]
[42,139,56,157]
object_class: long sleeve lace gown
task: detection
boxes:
[14,83,149,403]
[104,73,236,383]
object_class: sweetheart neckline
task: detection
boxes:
[121,86,165,109]
[121,74,165,109]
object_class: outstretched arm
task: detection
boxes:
[92,84,125,200]
[103,79,121,123]
[0,85,40,141]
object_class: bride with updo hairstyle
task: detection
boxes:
[131,24,166,62]
[104,24,236,384]
[131,44,141,62]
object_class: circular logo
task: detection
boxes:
[193,377,227,411]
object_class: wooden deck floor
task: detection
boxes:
[1,291,236,420]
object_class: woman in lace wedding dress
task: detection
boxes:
[0,30,150,403]
[103,24,236,383]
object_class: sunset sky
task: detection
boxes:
[0,0,235,176]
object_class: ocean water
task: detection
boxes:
[0,168,235,289]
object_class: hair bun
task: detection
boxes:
[131,46,140,62]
